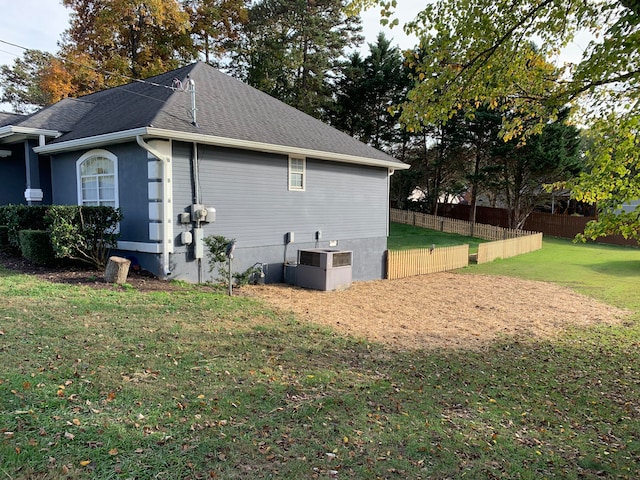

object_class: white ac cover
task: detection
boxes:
[296,249,352,291]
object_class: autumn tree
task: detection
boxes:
[60,0,194,82]
[232,0,362,118]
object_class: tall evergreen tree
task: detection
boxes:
[183,0,249,65]
[231,0,362,118]
[330,33,408,149]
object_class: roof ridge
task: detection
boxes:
[147,63,200,128]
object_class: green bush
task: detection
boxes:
[0,205,50,249]
[0,226,9,250]
[46,205,123,269]
[18,230,58,266]
[203,234,235,284]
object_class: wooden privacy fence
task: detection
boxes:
[390,208,535,241]
[477,232,543,264]
[387,208,544,279]
[387,245,469,280]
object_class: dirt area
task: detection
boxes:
[0,252,192,293]
[0,252,629,350]
[243,274,630,351]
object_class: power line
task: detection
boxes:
[0,38,183,93]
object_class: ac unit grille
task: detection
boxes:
[332,252,352,267]
[299,250,321,267]
[295,249,353,291]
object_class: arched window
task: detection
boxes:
[76,150,118,207]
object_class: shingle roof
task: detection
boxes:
[18,62,405,167]
[0,112,25,127]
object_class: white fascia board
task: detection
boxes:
[33,126,410,170]
[34,127,148,154]
[0,125,61,140]
[145,128,410,170]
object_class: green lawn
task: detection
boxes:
[465,236,640,312]
[388,222,488,253]
[1,235,639,479]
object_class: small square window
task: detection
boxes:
[289,157,305,191]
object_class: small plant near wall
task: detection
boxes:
[203,234,235,285]
[233,264,264,287]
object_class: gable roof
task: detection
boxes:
[25,62,407,170]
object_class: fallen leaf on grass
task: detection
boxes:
[109,448,118,456]
[80,460,91,466]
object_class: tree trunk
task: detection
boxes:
[105,256,131,284]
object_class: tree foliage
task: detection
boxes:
[349,0,640,241]
[61,0,194,80]
[0,50,56,113]
[492,108,583,228]
[348,0,640,138]
[231,0,362,118]
[329,32,409,149]
[0,1,250,109]
[563,113,640,242]
[183,0,249,65]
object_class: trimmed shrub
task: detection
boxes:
[46,205,123,269]
[0,205,50,249]
[18,230,58,266]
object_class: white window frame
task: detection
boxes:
[288,156,306,191]
[76,149,119,208]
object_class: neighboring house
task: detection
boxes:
[0,62,408,283]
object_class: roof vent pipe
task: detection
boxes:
[187,76,198,127]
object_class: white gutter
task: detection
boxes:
[34,126,409,170]
[136,135,173,277]
[34,127,148,153]
[0,126,61,141]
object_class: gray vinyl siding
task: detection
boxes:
[194,144,387,243]
[170,142,389,283]
[50,142,151,242]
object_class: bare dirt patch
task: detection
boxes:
[244,273,630,351]
[1,252,628,350]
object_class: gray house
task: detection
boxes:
[0,62,408,284]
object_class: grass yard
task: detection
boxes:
[388,222,488,253]
[1,235,639,479]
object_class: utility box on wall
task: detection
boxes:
[295,249,352,291]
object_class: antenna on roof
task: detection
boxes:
[186,75,198,127]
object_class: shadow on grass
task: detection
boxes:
[587,259,640,277]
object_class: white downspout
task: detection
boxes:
[136,135,173,277]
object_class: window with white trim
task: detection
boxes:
[76,150,118,207]
[288,156,305,191]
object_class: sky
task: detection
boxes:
[0,1,423,75]
[0,1,590,112]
